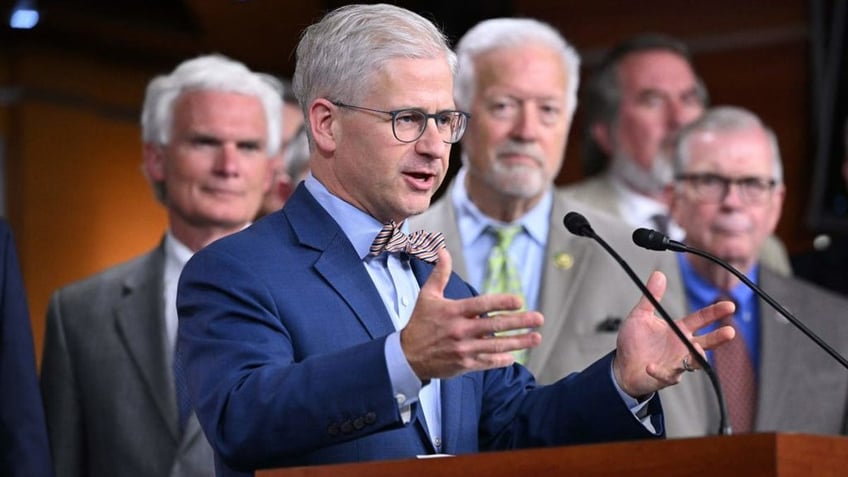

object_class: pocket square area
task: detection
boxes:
[596,316,622,332]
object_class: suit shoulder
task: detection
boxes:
[51,247,161,305]
[558,174,612,198]
[409,195,452,230]
[767,269,848,305]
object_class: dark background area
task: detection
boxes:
[0,0,844,359]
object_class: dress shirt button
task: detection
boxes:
[364,412,377,424]
[353,417,365,430]
[434,437,442,449]
[401,296,409,307]
[327,423,340,436]
[340,420,354,434]
[395,393,406,405]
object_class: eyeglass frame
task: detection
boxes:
[675,172,779,204]
[331,101,471,144]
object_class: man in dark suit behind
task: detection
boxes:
[176,4,736,476]
[0,218,53,476]
[40,55,281,477]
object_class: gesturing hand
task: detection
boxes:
[400,248,544,381]
[613,271,736,398]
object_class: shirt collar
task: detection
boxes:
[451,167,551,247]
[304,172,401,260]
[164,230,194,274]
[610,177,665,217]
[676,253,758,307]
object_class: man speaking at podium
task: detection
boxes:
[176,4,735,475]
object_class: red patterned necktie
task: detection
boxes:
[714,313,757,433]
[369,221,446,263]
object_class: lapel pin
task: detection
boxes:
[554,252,573,270]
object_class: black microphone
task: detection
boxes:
[633,227,848,370]
[563,212,732,435]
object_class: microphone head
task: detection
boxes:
[632,228,669,251]
[563,212,594,238]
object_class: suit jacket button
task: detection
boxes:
[327,423,340,436]
[364,412,377,424]
[340,420,354,434]
[353,417,365,430]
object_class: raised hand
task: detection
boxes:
[400,248,544,380]
[613,271,736,398]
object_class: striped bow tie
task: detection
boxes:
[369,221,446,263]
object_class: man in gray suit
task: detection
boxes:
[561,34,791,275]
[40,54,282,476]
[410,18,685,382]
[661,106,848,435]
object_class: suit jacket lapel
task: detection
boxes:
[287,186,396,340]
[755,270,795,429]
[113,242,180,440]
[526,192,595,372]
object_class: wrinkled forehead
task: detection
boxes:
[618,50,698,93]
[685,128,774,174]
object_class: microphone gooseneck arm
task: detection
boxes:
[564,213,732,435]
[633,228,848,370]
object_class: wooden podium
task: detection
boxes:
[257,433,847,477]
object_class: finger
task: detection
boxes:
[692,324,736,351]
[456,292,525,319]
[420,247,453,298]
[633,270,667,315]
[472,311,544,336]
[468,331,543,361]
[680,300,736,333]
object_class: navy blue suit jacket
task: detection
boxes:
[0,219,53,476]
[177,185,663,475]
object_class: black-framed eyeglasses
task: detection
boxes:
[676,172,777,204]
[331,101,470,144]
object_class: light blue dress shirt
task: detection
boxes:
[451,168,549,310]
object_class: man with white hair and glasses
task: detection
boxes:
[661,105,848,436]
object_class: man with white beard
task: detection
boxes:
[410,18,683,378]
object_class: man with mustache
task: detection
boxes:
[410,19,686,384]
[562,34,791,275]
[662,106,848,435]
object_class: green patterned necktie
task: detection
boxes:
[482,225,528,364]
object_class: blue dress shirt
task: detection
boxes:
[677,254,761,374]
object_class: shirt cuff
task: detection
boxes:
[610,359,658,433]
[385,331,423,422]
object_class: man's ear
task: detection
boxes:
[143,143,165,181]
[275,173,294,203]
[766,183,786,234]
[590,122,614,155]
[309,99,338,154]
[668,184,683,225]
[659,182,675,209]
